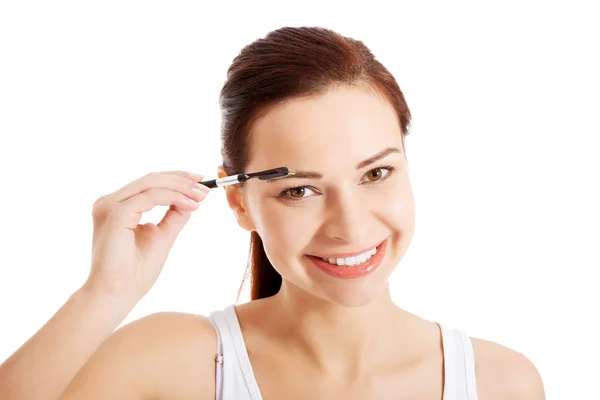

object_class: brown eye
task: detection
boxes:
[366,168,383,181]
[279,186,317,201]
[290,187,305,197]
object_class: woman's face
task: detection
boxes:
[232,85,415,307]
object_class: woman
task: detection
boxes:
[0,26,544,399]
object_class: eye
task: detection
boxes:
[361,166,394,183]
[279,185,318,201]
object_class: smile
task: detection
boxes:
[305,238,388,279]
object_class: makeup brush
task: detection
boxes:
[199,167,297,189]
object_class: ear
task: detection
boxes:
[218,165,256,232]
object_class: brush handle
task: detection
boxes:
[199,174,249,189]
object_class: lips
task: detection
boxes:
[305,237,389,279]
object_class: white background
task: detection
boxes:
[1,1,598,398]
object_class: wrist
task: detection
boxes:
[76,282,137,321]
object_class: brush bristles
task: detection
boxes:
[267,169,297,181]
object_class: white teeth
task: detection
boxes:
[320,246,378,267]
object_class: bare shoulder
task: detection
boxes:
[470,337,545,399]
[61,311,217,400]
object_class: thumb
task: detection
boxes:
[157,205,193,241]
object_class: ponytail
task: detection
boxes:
[238,231,282,301]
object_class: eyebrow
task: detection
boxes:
[268,147,402,182]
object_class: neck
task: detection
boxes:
[267,281,409,376]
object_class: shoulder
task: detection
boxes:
[470,337,545,399]
[114,312,218,397]
[115,311,218,365]
[62,311,218,399]
[119,310,217,350]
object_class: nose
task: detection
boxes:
[321,189,369,244]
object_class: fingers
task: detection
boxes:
[156,204,193,240]
[101,171,205,204]
[117,187,208,230]
[92,171,209,230]
[129,187,204,212]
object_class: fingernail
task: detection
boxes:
[194,183,210,194]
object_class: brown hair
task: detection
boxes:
[219,26,412,301]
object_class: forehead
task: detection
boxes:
[247,85,403,173]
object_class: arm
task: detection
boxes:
[60,309,218,400]
[0,286,218,400]
[0,286,132,400]
[0,170,212,400]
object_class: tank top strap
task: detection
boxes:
[208,305,263,400]
[436,322,479,400]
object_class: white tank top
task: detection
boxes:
[208,305,478,399]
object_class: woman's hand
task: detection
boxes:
[86,171,209,306]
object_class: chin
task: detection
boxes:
[318,280,390,308]
[282,272,392,309]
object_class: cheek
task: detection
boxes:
[374,181,415,227]
[255,202,319,259]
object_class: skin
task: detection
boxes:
[220,84,546,398]
[226,84,422,392]
[0,85,545,400]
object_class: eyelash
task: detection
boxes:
[277,165,397,202]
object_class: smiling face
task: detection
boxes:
[225,84,415,307]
